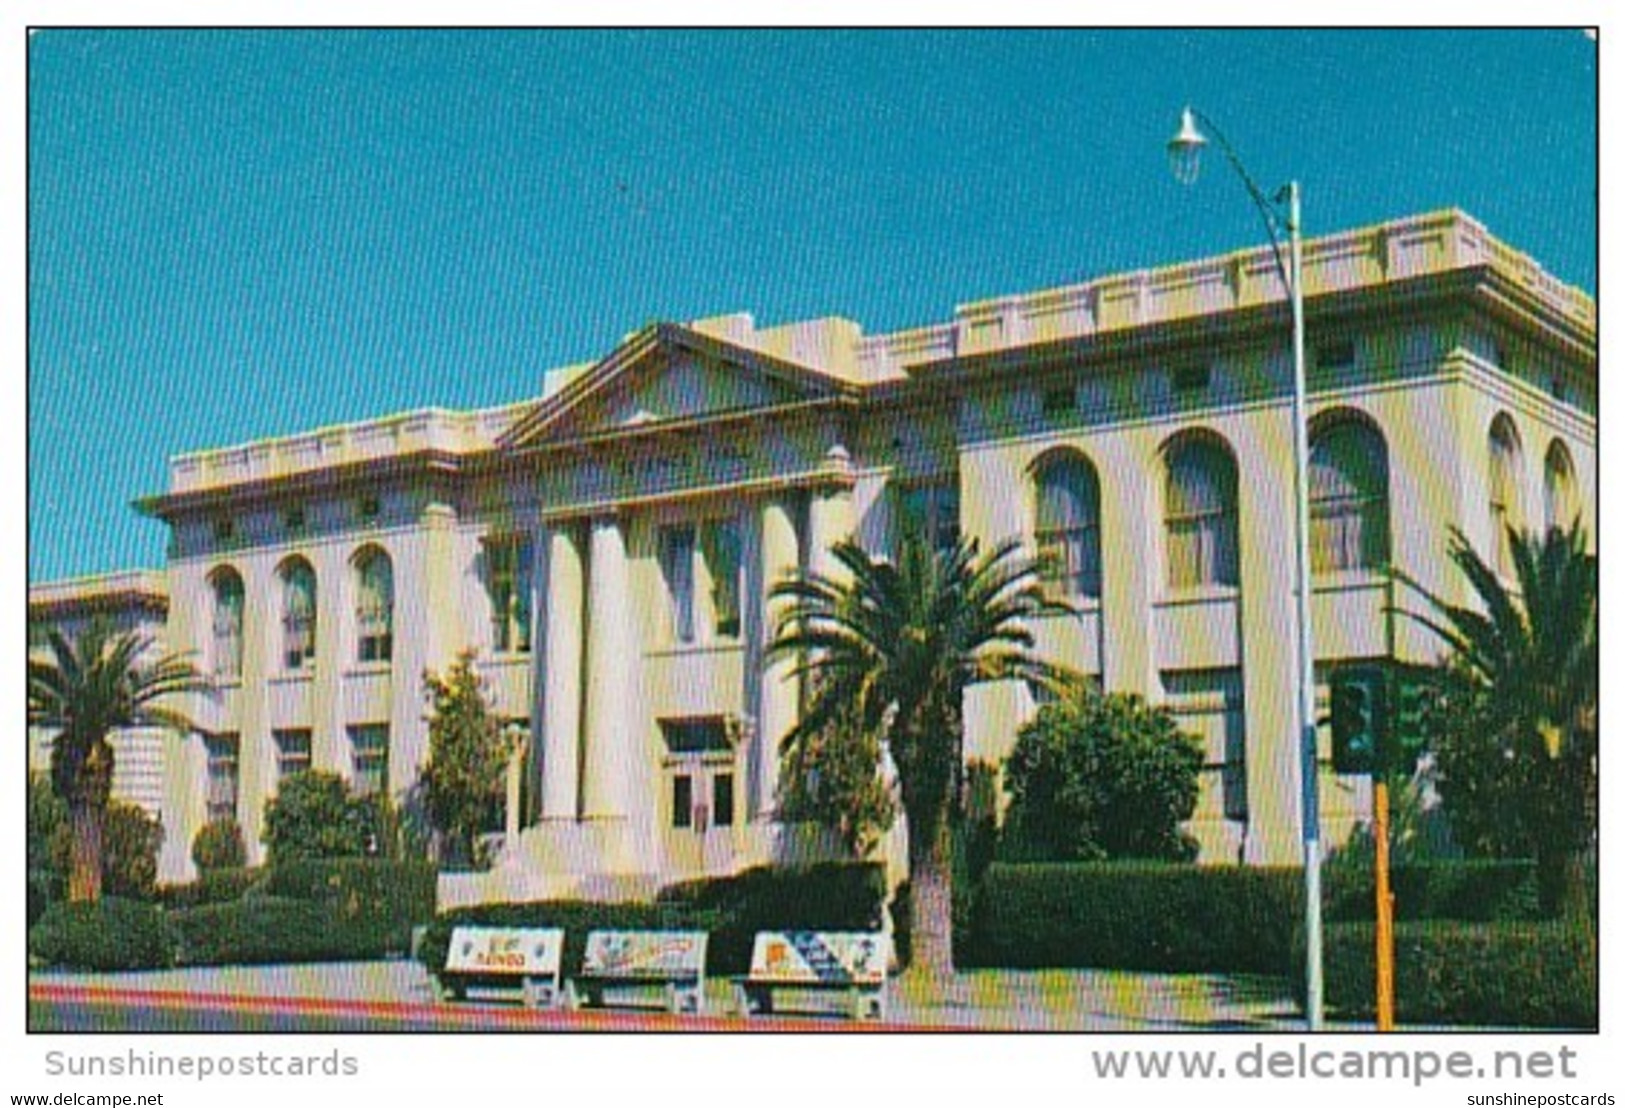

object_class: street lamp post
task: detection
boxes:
[1167,106,1323,1031]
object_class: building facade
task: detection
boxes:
[40,209,1595,898]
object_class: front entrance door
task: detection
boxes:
[659,717,739,877]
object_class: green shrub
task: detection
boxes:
[191,818,247,872]
[1314,920,1596,1028]
[28,871,58,929]
[155,867,269,909]
[171,897,388,966]
[659,862,887,975]
[26,778,163,903]
[1323,860,1544,923]
[1002,692,1203,862]
[27,776,67,925]
[29,898,174,971]
[261,771,375,863]
[263,858,437,955]
[964,862,1301,974]
[100,802,164,901]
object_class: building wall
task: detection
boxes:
[81,210,1593,894]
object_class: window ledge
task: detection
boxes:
[647,641,746,660]
[344,662,393,679]
[268,671,314,687]
[1156,585,1241,608]
[1312,569,1390,593]
[486,651,533,666]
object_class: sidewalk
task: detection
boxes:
[29,959,1306,1031]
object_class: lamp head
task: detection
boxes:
[1167,106,1207,185]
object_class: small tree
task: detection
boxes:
[418,652,511,866]
[777,692,898,859]
[1002,690,1203,862]
[261,771,374,863]
[191,817,248,872]
[100,802,164,900]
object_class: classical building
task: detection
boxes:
[37,209,1596,898]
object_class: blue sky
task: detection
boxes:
[27,28,1596,582]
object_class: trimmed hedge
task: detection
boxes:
[421,862,887,979]
[964,863,1302,974]
[659,862,886,974]
[1314,920,1597,1028]
[1323,860,1544,923]
[29,898,174,971]
[155,867,269,910]
[263,858,437,955]
[170,897,389,966]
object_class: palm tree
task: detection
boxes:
[28,624,207,902]
[1401,522,1597,918]
[766,529,1074,989]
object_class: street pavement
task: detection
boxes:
[28,959,1307,1032]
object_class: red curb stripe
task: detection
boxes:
[29,983,930,1032]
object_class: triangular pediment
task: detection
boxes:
[499,323,854,450]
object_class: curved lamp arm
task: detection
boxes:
[1171,106,1294,294]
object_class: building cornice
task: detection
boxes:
[134,449,465,521]
[28,569,169,619]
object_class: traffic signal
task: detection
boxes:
[1331,666,1386,775]
[1390,672,1438,775]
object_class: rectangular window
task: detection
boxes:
[672,774,693,829]
[1311,499,1385,574]
[486,534,535,654]
[1167,513,1238,590]
[701,518,742,639]
[1170,363,1212,393]
[713,773,735,828]
[1314,340,1356,371]
[1041,386,1076,416]
[1039,526,1101,599]
[896,481,960,556]
[660,525,697,643]
[274,729,312,782]
[204,734,240,823]
[348,725,389,798]
[357,604,392,663]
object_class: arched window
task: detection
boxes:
[1033,452,1102,599]
[280,558,317,671]
[1309,416,1390,574]
[354,548,393,663]
[1489,415,1524,576]
[1164,435,1239,589]
[1544,439,1577,534]
[209,567,245,679]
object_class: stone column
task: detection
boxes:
[808,485,857,580]
[755,496,802,820]
[1095,435,1156,699]
[540,522,585,821]
[583,514,636,821]
[1235,410,1306,865]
